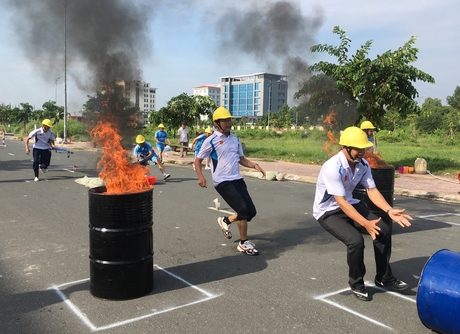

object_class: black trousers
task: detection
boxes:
[215,178,256,222]
[33,148,51,177]
[318,202,393,289]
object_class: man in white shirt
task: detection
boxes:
[194,107,266,256]
[25,119,55,182]
[313,126,413,301]
[177,122,189,158]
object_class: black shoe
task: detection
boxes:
[351,287,372,301]
[375,278,409,291]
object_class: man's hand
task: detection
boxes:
[364,218,382,240]
[389,208,413,228]
[197,176,207,188]
[25,148,30,155]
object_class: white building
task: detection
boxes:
[193,85,221,106]
[121,80,157,127]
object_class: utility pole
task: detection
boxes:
[63,0,68,143]
[55,76,60,104]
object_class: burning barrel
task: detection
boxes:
[88,186,153,300]
[352,166,395,223]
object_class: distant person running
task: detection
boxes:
[154,124,171,162]
[25,119,55,182]
[191,127,212,170]
[194,107,266,256]
[134,135,170,181]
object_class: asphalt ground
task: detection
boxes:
[1,139,460,333]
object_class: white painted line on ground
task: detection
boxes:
[48,265,221,332]
[95,295,220,332]
[49,284,96,331]
[319,298,393,330]
[417,213,460,218]
[153,264,214,298]
[207,206,234,215]
[313,281,417,331]
[416,213,460,226]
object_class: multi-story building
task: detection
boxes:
[220,73,288,123]
[121,80,157,127]
[193,85,221,107]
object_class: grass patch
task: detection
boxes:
[234,129,460,176]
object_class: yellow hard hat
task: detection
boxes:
[136,134,145,144]
[158,123,165,128]
[360,121,375,130]
[212,107,232,121]
[42,119,52,128]
[339,126,373,149]
[205,127,213,134]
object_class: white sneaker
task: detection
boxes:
[205,166,211,170]
[237,240,259,256]
[163,174,171,180]
[217,217,232,239]
[34,177,39,182]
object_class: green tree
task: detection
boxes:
[0,104,12,132]
[447,86,460,110]
[303,26,435,128]
[41,101,64,125]
[10,102,34,135]
[151,93,212,134]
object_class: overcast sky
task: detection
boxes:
[0,0,458,114]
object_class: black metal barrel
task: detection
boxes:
[88,186,153,300]
[353,167,395,221]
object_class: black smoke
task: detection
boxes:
[3,0,154,93]
[213,1,324,105]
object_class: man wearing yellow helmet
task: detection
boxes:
[154,123,171,162]
[25,119,56,182]
[133,134,170,180]
[194,107,266,256]
[313,126,413,301]
[360,120,376,153]
[191,127,213,170]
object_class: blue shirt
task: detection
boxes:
[313,150,376,219]
[133,141,158,161]
[197,131,244,186]
[194,134,206,154]
[155,130,168,145]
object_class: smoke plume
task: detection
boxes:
[214,1,324,104]
[4,0,154,93]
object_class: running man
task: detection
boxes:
[194,107,266,256]
[154,124,171,162]
[25,119,55,182]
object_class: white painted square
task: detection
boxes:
[49,264,222,331]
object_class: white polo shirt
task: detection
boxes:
[28,128,55,150]
[197,131,244,186]
[313,150,376,219]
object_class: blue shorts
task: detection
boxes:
[156,143,165,152]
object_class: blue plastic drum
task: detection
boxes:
[417,249,460,334]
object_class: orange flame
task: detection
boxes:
[363,150,392,169]
[90,115,150,194]
[323,111,339,156]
